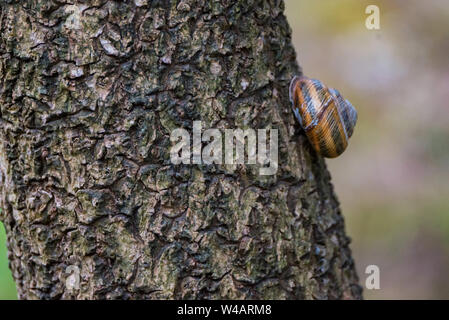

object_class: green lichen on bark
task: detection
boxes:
[0,0,362,299]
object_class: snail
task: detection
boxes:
[289,75,357,158]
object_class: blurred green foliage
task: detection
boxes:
[0,222,17,299]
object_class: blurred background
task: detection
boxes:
[0,223,16,299]
[286,0,449,299]
[0,0,448,300]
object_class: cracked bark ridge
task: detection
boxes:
[0,0,362,299]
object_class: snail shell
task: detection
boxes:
[289,75,357,158]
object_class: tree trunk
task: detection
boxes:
[0,0,362,299]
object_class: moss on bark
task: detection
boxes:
[0,0,362,299]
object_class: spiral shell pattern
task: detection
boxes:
[289,76,357,158]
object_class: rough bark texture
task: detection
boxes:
[0,0,362,299]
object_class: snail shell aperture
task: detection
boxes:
[289,75,358,158]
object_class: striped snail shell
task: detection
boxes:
[289,75,358,158]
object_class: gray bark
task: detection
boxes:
[0,0,362,299]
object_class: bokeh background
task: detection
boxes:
[286,0,449,299]
[1,0,448,300]
[0,222,16,299]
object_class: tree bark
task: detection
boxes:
[0,0,362,299]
